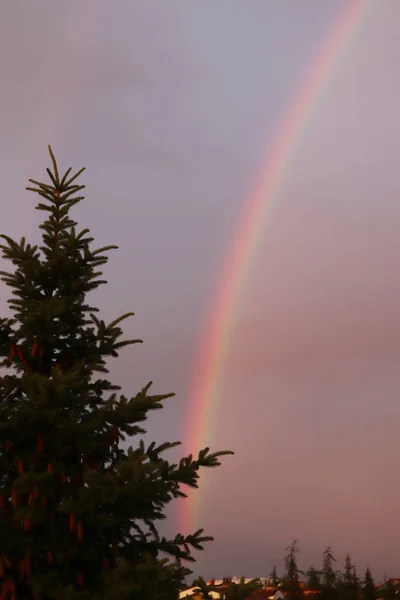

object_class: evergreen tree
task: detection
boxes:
[353,568,360,589]
[306,566,320,590]
[343,555,353,588]
[353,567,361,600]
[270,565,279,587]
[224,577,261,600]
[322,546,337,588]
[192,576,215,600]
[0,148,232,600]
[338,555,359,600]
[363,568,376,600]
[283,540,302,600]
[377,577,395,600]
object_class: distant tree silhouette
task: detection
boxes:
[192,576,216,599]
[337,554,360,600]
[306,566,321,590]
[343,555,354,587]
[283,540,302,600]
[363,568,377,600]
[322,546,337,588]
[225,577,262,600]
[270,564,280,586]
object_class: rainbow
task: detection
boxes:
[180,0,375,533]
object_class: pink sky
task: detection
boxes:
[1,0,400,582]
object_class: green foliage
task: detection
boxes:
[0,147,233,599]
[306,566,321,590]
[322,547,337,588]
[283,540,302,599]
[224,577,262,600]
[343,555,353,588]
[270,565,280,587]
[192,576,216,599]
[336,554,361,600]
[319,587,339,600]
[363,568,376,600]
[377,579,396,600]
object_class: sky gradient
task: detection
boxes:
[1,0,400,582]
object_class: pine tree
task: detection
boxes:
[192,576,215,600]
[363,568,376,600]
[0,147,233,600]
[353,567,361,600]
[270,565,279,587]
[353,568,360,589]
[283,540,302,600]
[338,554,359,600]
[343,555,353,588]
[379,579,396,600]
[322,546,337,588]
[306,566,320,590]
[224,577,261,600]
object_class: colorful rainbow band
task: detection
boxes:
[180,0,375,535]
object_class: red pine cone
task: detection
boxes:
[2,554,11,568]
[8,342,16,364]
[19,557,30,581]
[69,514,75,532]
[16,346,29,370]
[23,518,30,532]
[10,579,16,600]
[77,522,83,540]
[17,460,24,476]
[76,572,84,587]
[2,577,16,600]
[31,337,38,358]
[47,462,52,473]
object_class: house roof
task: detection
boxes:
[179,588,222,599]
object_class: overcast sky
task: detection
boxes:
[1,0,400,583]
